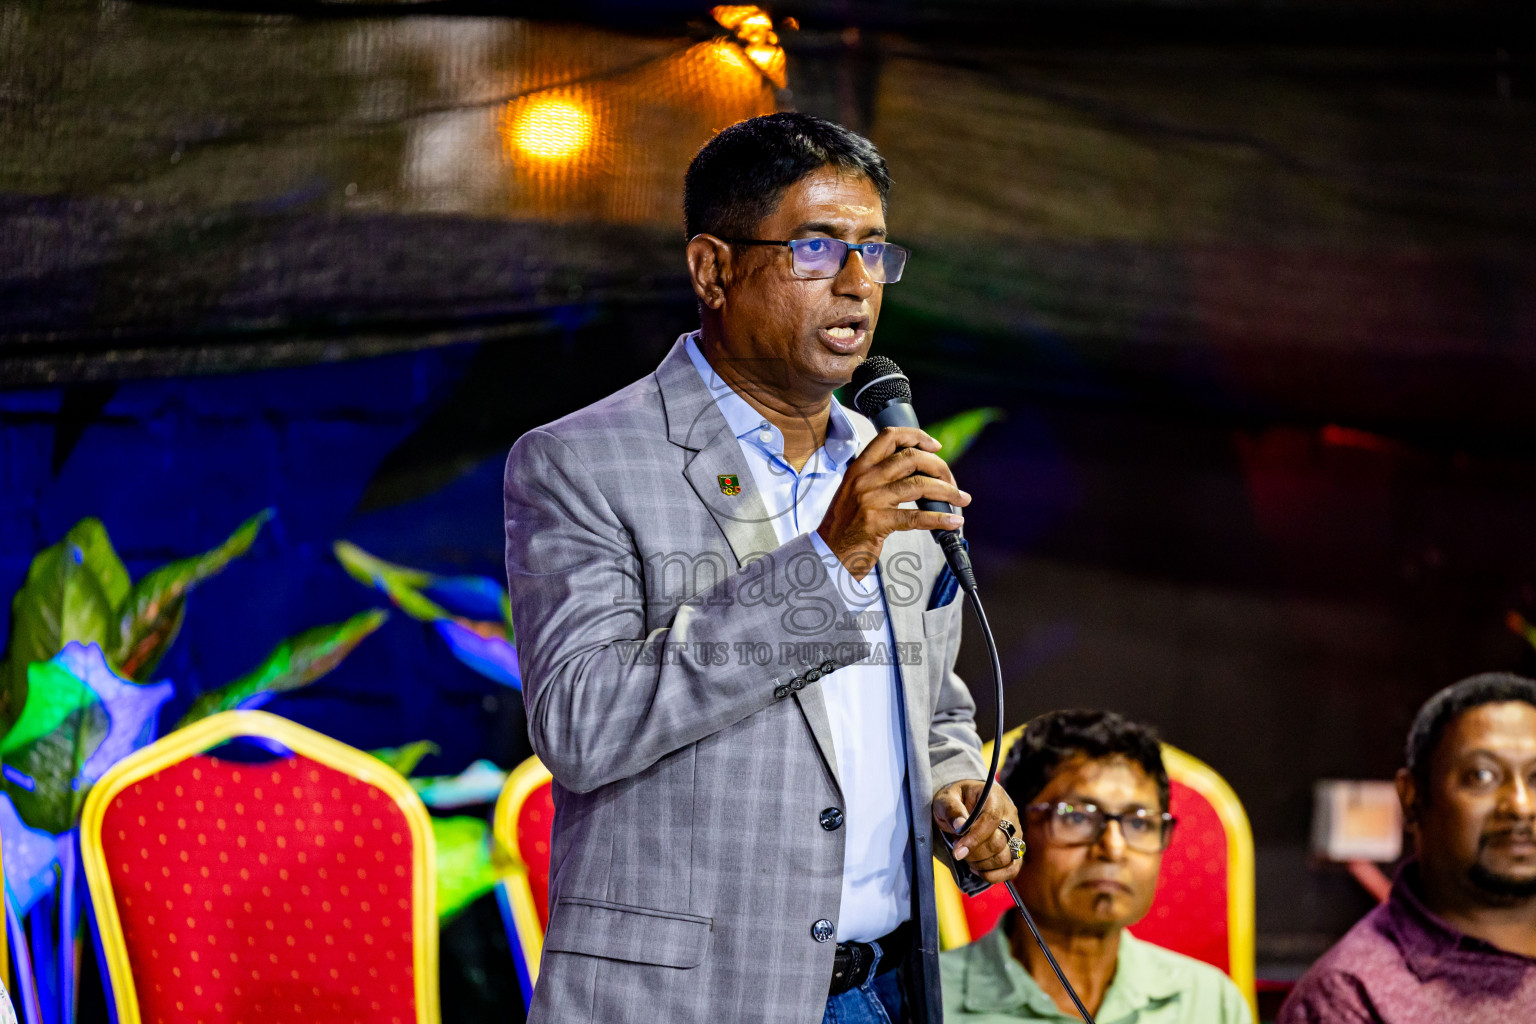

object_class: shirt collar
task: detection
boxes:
[683,331,860,469]
[1386,861,1536,985]
[960,915,1182,1020]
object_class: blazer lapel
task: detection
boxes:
[680,441,780,568]
[659,336,781,566]
[881,528,935,783]
[659,336,843,790]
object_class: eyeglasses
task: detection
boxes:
[1026,801,1177,853]
[719,237,910,284]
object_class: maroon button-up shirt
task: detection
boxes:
[1279,864,1536,1024]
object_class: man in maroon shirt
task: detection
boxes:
[1280,672,1536,1024]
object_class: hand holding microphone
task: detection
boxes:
[814,425,967,581]
[816,355,977,588]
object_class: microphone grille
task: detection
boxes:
[849,355,911,417]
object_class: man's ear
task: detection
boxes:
[1396,767,1420,830]
[686,234,731,310]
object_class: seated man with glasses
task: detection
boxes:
[942,710,1252,1023]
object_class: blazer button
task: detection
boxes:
[820,660,836,674]
[819,807,844,831]
[811,919,836,943]
[774,685,790,699]
[804,669,821,683]
[790,676,805,691]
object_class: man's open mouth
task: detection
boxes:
[819,317,868,349]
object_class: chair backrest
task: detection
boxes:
[491,754,554,1007]
[933,731,1256,1018]
[80,710,439,1024]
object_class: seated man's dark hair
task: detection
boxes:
[1405,672,1536,792]
[1001,709,1170,813]
[683,112,891,241]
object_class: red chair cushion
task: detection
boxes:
[516,780,555,926]
[99,753,421,1023]
[959,779,1230,972]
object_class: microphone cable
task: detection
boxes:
[942,576,1097,1024]
[847,352,1096,1021]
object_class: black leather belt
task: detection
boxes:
[828,921,911,997]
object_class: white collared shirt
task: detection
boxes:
[685,332,911,942]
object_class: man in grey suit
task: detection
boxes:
[504,113,1021,1024]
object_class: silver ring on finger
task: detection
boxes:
[1007,836,1024,858]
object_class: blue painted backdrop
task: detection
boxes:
[0,343,530,775]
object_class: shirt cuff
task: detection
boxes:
[808,530,880,611]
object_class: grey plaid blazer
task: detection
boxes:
[504,337,988,1024]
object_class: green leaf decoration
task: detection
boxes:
[926,407,1005,465]
[74,519,132,613]
[431,816,499,922]
[369,740,440,778]
[175,608,387,728]
[0,520,121,733]
[1,661,108,833]
[1,662,98,757]
[114,509,273,680]
[333,541,450,623]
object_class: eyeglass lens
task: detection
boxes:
[1047,802,1170,851]
[788,238,907,283]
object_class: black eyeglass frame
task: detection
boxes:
[717,236,911,283]
[1025,800,1178,853]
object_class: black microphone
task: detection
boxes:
[849,355,977,594]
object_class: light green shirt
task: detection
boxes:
[941,917,1253,1024]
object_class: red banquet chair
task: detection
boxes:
[491,755,554,1010]
[80,710,440,1024]
[933,730,1257,1019]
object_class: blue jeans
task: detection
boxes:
[821,941,906,1024]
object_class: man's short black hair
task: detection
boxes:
[1406,672,1536,790]
[683,112,891,241]
[1000,709,1170,813]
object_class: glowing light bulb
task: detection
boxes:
[508,99,593,161]
[710,5,787,88]
[711,41,752,72]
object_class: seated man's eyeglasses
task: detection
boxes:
[1027,800,1178,853]
[720,237,910,283]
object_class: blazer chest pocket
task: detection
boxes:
[921,601,960,638]
[544,896,713,969]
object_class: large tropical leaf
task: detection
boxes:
[421,576,506,623]
[0,519,122,732]
[0,661,97,758]
[926,407,1005,465]
[333,540,450,622]
[369,740,440,778]
[72,519,132,612]
[413,759,509,811]
[175,608,387,727]
[0,792,60,916]
[334,541,519,685]
[114,509,273,680]
[56,643,174,787]
[432,816,498,922]
[1,660,107,833]
[434,619,520,689]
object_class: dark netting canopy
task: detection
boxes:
[4,0,1534,446]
